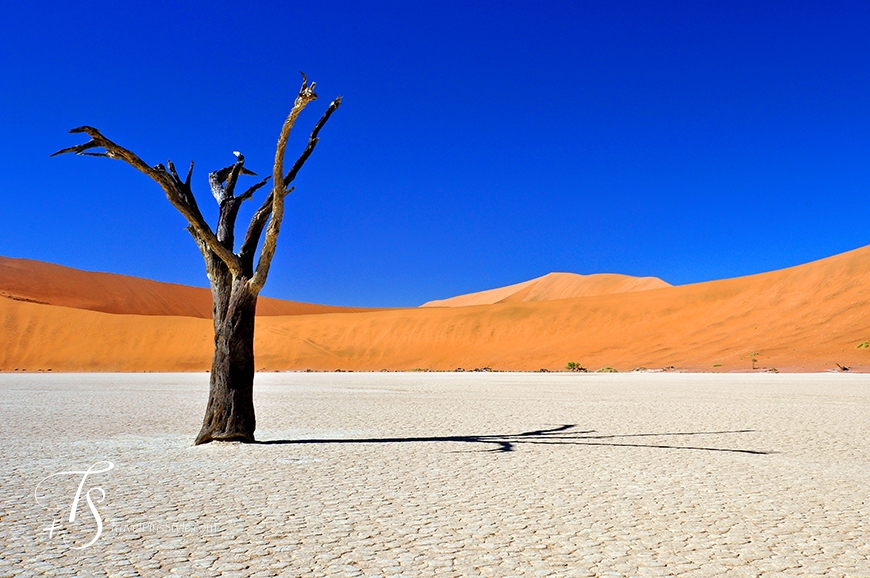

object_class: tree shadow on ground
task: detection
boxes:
[256,424,772,454]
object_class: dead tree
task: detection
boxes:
[53,76,341,445]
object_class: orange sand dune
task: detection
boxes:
[0,256,369,317]
[2,247,869,372]
[421,272,671,307]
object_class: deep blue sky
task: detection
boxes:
[2,1,869,307]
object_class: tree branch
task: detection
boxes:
[239,190,275,276]
[224,156,255,200]
[237,176,271,203]
[247,80,342,291]
[283,96,343,188]
[53,126,242,276]
[187,225,210,264]
[209,156,259,203]
[249,75,322,291]
[228,176,272,274]
[167,159,183,183]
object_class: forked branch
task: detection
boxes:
[238,176,271,202]
[239,190,274,275]
[54,75,339,288]
[249,75,341,291]
[283,95,342,188]
[52,127,242,275]
[209,156,259,203]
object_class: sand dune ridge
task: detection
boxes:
[2,246,869,372]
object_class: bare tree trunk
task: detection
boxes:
[196,280,258,444]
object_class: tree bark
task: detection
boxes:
[195,279,258,444]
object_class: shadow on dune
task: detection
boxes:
[255,424,772,454]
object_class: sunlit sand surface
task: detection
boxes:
[2,245,870,372]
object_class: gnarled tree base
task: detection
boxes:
[194,377,257,444]
[194,287,258,445]
[194,431,255,445]
[194,370,257,445]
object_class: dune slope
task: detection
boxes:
[2,247,869,372]
[0,256,369,317]
[255,245,870,372]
